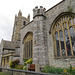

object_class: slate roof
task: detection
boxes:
[2,40,16,50]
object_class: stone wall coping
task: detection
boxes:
[1,67,61,75]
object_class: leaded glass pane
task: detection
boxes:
[59,31,65,56]
[63,23,64,28]
[73,18,75,24]
[65,22,67,28]
[25,43,26,58]
[29,41,30,57]
[27,42,28,58]
[31,40,33,58]
[70,27,75,55]
[70,18,73,25]
[64,29,71,56]
[55,32,60,56]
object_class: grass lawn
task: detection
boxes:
[0,72,10,75]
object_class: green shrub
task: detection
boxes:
[15,65,24,70]
[23,66,27,70]
[23,58,29,66]
[24,62,26,66]
[23,58,33,70]
[9,59,20,68]
[9,61,15,68]
[42,64,75,75]
[24,58,28,62]
[41,65,63,74]
[14,59,20,65]
[63,64,75,75]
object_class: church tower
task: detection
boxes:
[33,6,49,66]
[12,10,30,42]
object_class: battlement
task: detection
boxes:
[18,10,22,17]
[33,6,46,18]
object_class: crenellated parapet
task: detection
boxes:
[33,6,46,18]
[18,10,22,17]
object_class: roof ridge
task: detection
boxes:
[45,0,65,13]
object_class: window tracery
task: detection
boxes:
[53,14,75,57]
[23,32,33,59]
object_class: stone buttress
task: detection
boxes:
[33,6,49,66]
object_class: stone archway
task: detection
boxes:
[23,32,33,59]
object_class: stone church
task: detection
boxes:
[0,0,75,68]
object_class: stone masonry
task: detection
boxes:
[0,0,75,68]
[33,6,49,65]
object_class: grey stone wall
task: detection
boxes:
[20,22,34,64]
[33,16,49,65]
[20,6,49,66]
[19,0,75,68]
[45,0,75,67]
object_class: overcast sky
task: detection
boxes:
[0,0,62,42]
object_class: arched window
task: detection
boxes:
[52,13,75,57]
[23,32,33,59]
[23,21,26,25]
